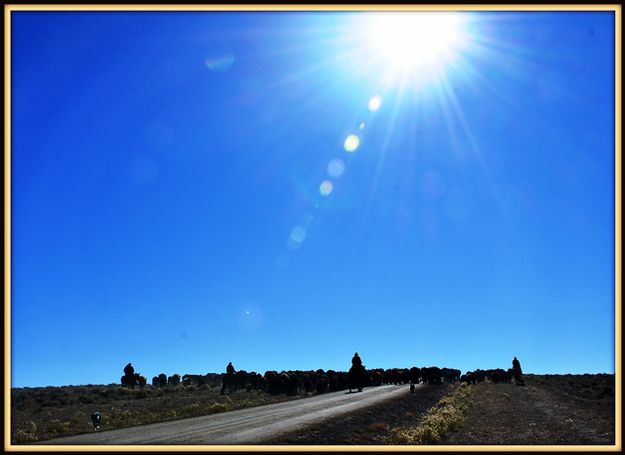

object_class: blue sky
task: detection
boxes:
[10,10,616,387]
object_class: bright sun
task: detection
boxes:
[365,12,465,73]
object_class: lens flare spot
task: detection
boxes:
[290,226,307,243]
[236,303,262,329]
[319,180,333,196]
[359,122,366,130]
[327,159,345,178]
[344,134,360,152]
[368,95,382,111]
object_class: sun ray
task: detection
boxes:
[356,71,412,248]
[436,70,510,219]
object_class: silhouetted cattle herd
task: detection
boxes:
[121,365,469,395]
[460,368,515,385]
[120,361,524,395]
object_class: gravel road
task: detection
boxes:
[39,384,409,445]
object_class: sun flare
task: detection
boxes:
[366,12,465,72]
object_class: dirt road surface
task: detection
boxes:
[38,384,408,445]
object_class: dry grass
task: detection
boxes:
[391,383,473,444]
[365,422,390,432]
[267,384,452,445]
[266,374,614,446]
[442,374,615,445]
[11,384,302,443]
[13,374,614,445]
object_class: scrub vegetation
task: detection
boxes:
[11,384,300,443]
[390,382,473,444]
[269,374,615,446]
[11,373,615,445]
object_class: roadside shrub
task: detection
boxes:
[366,422,389,432]
[209,403,229,413]
[78,394,94,404]
[69,414,90,432]
[41,399,61,408]
[391,383,473,445]
[13,420,38,443]
[98,389,116,399]
[14,429,37,443]
[393,425,441,444]
[18,420,37,433]
[45,419,70,436]
[184,403,201,415]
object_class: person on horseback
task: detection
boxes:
[349,352,365,393]
[123,363,134,377]
[221,362,236,395]
[512,356,524,386]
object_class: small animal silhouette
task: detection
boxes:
[91,412,101,430]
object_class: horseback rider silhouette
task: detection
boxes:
[221,362,236,394]
[123,363,134,377]
[349,352,365,392]
[512,356,524,386]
